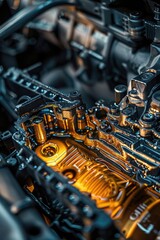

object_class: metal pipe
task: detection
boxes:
[0,0,76,40]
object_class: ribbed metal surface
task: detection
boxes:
[58,144,130,209]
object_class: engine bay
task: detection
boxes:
[0,1,160,240]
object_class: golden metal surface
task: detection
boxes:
[32,122,160,239]
[32,117,47,145]
[35,139,67,166]
[35,138,134,212]
[21,88,160,240]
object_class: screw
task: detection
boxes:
[143,113,154,122]
[129,89,138,97]
[7,158,17,167]
[56,182,64,192]
[69,194,79,205]
[83,205,93,218]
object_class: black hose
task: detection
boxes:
[0,0,76,40]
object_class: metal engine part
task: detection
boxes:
[2,66,158,240]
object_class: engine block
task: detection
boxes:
[6,67,159,240]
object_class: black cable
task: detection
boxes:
[0,0,76,40]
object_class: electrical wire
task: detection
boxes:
[0,0,76,40]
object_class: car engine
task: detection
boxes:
[0,1,160,240]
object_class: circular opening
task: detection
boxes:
[62,168,77,182]
[41,143,57,157]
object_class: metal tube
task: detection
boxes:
[0,0,75,40]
